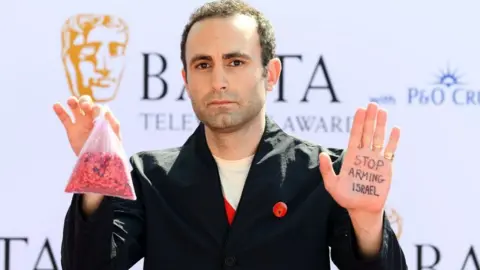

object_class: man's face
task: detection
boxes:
[182,14,273,131]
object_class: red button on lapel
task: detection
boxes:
[273,202,287,218]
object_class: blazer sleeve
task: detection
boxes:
[327,202,408,269]
[60,170,146,270]
[326,149,407,269]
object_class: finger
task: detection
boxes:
[78,95,94,118]
[319,152,336,191]
[361,102,378,148]
[92,104,102,119]
[347,108,366,149]
[53,103,73,130]
[67,96,84,122]
[105,108,121,136]
[384,127,401,159]
[372,109,387,152]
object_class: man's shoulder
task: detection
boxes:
[129,147,184,174]
[288,134,344,161]
[284,134,345,173]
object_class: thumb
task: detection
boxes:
[319,152,337,190]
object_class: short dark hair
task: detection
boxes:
[180,0,276,74]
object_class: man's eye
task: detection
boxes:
[196,63,210,69]
[229,60,244,66]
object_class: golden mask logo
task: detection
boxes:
[61,14,129,103]
[386,207,403,239]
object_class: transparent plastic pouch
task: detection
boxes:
[64,107,136,200]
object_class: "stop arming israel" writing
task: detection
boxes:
[348,155,386,197]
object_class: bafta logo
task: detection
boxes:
[386,207,403,239]
[61,14,129,103]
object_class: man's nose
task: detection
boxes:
[211,66,228,91]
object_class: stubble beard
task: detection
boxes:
[193,100,263,133]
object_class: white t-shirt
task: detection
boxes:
[213,155,253,210]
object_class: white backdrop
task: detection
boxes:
[1,0,480,269]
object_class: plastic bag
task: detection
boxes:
[64,106,136,200]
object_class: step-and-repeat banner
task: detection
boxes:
[1,0,480,269]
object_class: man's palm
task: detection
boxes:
[53,95,120,156]
[319,103,400,214]
[66,122,94,156]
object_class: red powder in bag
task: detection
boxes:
[65,152,135,200]
[64,108,136,200]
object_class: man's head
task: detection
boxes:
[180,0,281,132]
[61,14,129,103]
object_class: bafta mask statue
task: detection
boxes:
[61,14,129,103]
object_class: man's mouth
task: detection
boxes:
[209,100,235,105]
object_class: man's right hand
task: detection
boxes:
[53,95,122,216]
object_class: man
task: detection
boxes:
[54,0,407,269]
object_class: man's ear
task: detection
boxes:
[266,58,282,92]
[182,69,190,97]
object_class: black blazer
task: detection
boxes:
[61,117,407,270]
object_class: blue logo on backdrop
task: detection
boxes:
[370,95,396,105]
[408,66,480,106]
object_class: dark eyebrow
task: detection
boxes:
[189,55,212,66]
[189,51,252,66]
[223,51,252,60]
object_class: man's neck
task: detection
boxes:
[205,113,265,161]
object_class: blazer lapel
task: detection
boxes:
[170,125,229,248]
[179,117,292,250]
[225,117,290,247]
